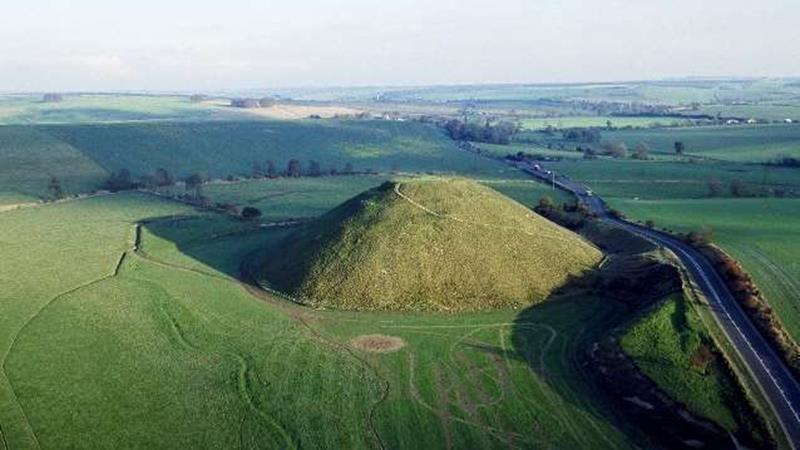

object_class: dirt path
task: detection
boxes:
[0,202,38,213]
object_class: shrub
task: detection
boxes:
[698,245,800,379]
[241,206,262,220]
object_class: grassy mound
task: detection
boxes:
[257,177,602,312]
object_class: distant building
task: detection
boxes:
[726,119,740,125]
[785,118,794,124]
[746,118,758,124]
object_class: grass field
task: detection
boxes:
[0,119,524,204]
[480,178,573,207]
[0,194,196,449]
[38,120,522,179]
[602,124,800,162]
[620,294,768,440]
[520,116,694,130]
[682,104,800,122]
[0,126,108,203]
[0,94,230,124]
[164,176,392,221]
[0,192,648,449]
[547,158,800,199]
[0,87,793,448]
[613,198,800,344]
[478,142,585,160]
[159,174,571,224]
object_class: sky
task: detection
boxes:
[1,0,799,92]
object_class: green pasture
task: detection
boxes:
[684,104,800,122]
[602,124,800,162]
[0,193,643,449]
[520,116,693,130]
[0,119,524,204]
[0,94,228,125]
[38,120,521,180]
[548,159,800,199]
[164,176,392,221]
[0,126,108,204]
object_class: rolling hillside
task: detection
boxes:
[39,120,514,179]
[0,119,523,204]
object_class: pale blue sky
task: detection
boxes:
[2,0,799,91]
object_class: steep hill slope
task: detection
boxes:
[257,178,602,311]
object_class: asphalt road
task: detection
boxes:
[514,161,800,448]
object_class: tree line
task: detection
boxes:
[249,159,356,179]
[443,119,519,145]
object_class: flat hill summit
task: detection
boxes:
[257,178,602,312]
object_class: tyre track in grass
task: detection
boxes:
[0,422,8,450]
[406,349,546,449]
[3,220,284,450]
[126,272,297,450]
[408,323,565,448]
[734,244,800,314]
[137,221,391,450]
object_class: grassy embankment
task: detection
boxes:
[620,294,769,441]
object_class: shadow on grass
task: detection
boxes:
[139,214,294,279]
[470,278,646,444]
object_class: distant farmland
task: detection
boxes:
[520,116,694,130]
[0,119,524,204]
[602,124,800,162]
[546,158,800,199]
